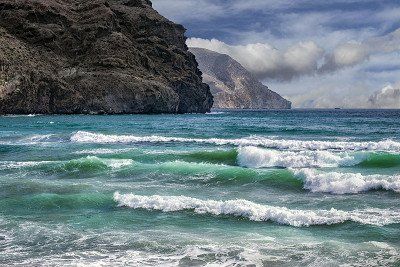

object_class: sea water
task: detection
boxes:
[0,109,399,266]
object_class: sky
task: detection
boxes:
[152,0,400,108]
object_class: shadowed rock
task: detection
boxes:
[0,0,213,114]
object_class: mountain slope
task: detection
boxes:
[190,47,291,109]
[0,0,213,114]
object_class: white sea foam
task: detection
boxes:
[293,169,400,194]
[237,146,363,168]
[77,156,133,169]
[0,157,133,170]
[21,134,56,144]
[4,114,38,117]
[206,111,226,115]
[113,192,400,227]
[74,148,134,155]
[103,158,133,169]
[15,245,268,266]
[0,161,48,170]
[71,131,400,152]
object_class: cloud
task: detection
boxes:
[188,27,400,82]
[187,38,324,81]
[154,0,400,108]
[286,82,372,109]
[368,82,400,109]
[320,28,400,72]
[320,42,369,72]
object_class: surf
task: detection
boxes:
[70,131,400,152]
[114,192,400,227]
[293,169,400,194]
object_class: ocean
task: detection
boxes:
[0,109,399,266]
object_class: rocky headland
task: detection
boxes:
[0,0,213,114]
[190,47,291,109]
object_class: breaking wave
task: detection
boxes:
[70,131,400,152]
[73,145,400,169]
[237,146,363,168]
[63,156,133,170]
[293,169,400,194]
[114,192,400,227]
[2,156,399,194]
[0,156,133,173]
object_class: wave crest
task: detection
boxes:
[113,192,400,227]
[294,169,400,194]
[237,146,362,168]
[70,131,400,152]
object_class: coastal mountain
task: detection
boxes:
[190,47,291,109]
[0,0,213,114]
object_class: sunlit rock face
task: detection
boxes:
[190,47,291,109]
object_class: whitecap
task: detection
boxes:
[113,192,400,227]
[22,134,56,143]
[70,131,400,152]
[206,111,226,115]
[237,146,363,168]
[103,158,134,169]
[74,148,133,155]
[0,157,133,170]
[293,169,400,194]
[0,161,51,170]
[75,156,133,169]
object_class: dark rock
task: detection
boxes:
[190,47,291,109]
[0,0,213,114]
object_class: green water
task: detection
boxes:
[0,110,399,266]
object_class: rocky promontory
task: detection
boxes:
[0,0,213,114]
[190,47,291,109]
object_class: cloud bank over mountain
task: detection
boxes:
[187,38,324,81]
[153,0,400,108]
[187,28,400,82]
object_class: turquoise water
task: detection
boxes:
[0,110,399,266]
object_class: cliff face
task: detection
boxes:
[0,0,213,114]
[190,48,291,109]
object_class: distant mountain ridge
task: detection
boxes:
[190,47,291,109]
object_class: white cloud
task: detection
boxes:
[188,27,400,82]
[153,0,400,108]
[333,43,368,66]
[284,42,324,73]
[320,42,369,72]
[368,82,400,109]
[279,71,374,109]
[187,38,324,81]
[278,74,400,109]
[320,29,400,72]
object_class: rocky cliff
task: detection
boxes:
[0,0,213,114]
[190,47,291,109]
